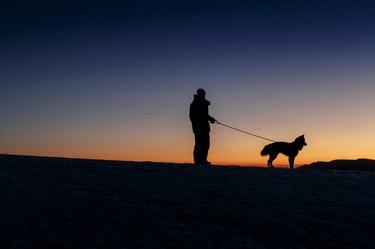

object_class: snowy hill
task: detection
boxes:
[0,154,374,249]
[300,159,375,171]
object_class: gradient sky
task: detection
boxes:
[1,0,375,166]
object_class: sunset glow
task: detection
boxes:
[1,1,375,166]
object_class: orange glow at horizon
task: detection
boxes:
[2,118,375,167]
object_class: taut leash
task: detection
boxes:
[215,121,276,143]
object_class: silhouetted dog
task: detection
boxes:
[260,135,307,168]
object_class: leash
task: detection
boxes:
[215,121,276,143]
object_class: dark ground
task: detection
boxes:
[1,154,374,249]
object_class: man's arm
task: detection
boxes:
[208,115,216,124]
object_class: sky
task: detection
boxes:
[1,0,375,166]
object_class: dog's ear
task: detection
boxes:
[302,135,307,145]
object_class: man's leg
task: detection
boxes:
[194,133,203,164]
[194,133,210,164]
[201,133,210,164]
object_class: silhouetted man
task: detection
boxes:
[189,88,216,165]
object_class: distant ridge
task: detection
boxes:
[300,159,375,171]
[0,154,193,168]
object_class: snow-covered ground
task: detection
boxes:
[0,154,374,249]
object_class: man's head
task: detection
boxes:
[197,88,206,97]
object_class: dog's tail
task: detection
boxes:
[260,145,271,156]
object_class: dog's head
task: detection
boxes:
[294,135,307,150]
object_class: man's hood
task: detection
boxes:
[194,94,211,105]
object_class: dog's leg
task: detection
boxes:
[288,156,295,169]
[268,153,278,168]
[267,160,273,168]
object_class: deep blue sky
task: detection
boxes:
[2,0,375,164]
